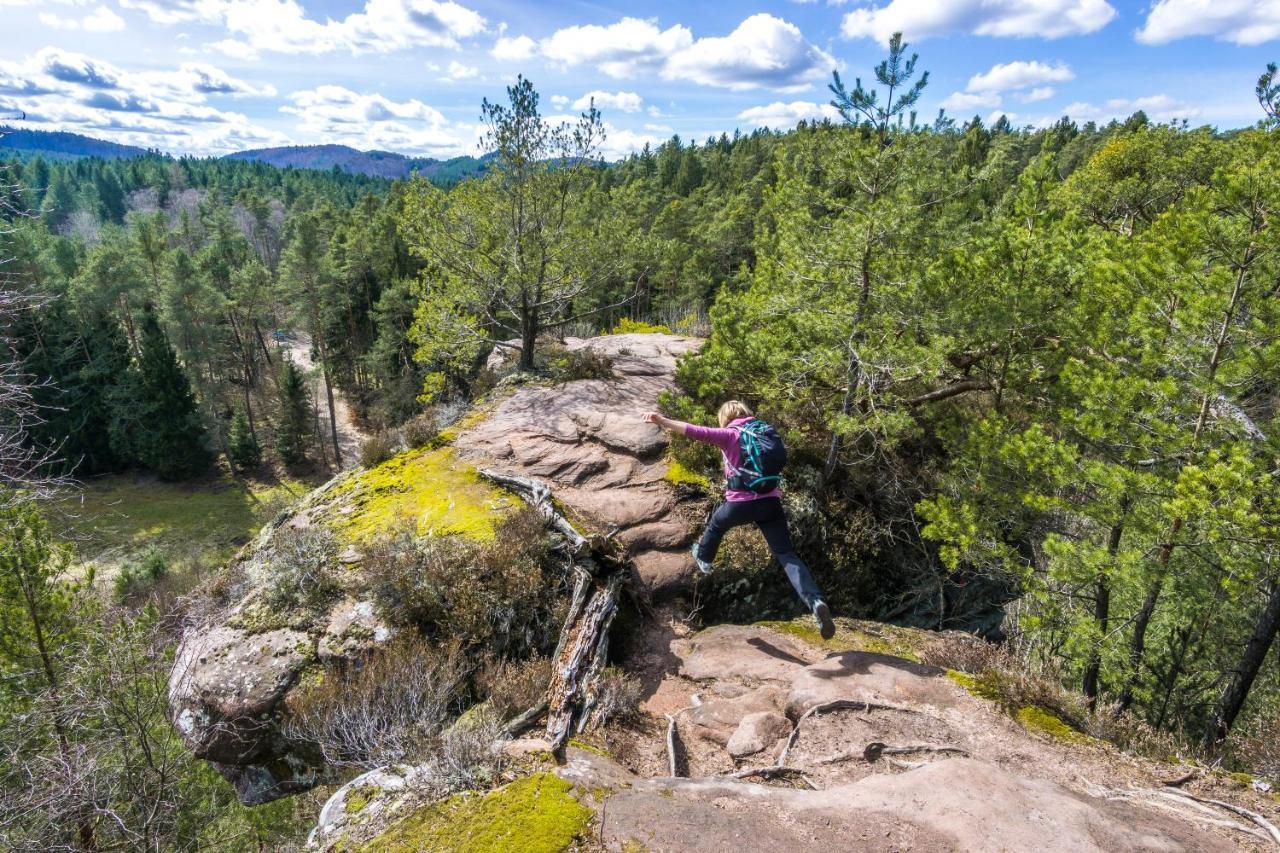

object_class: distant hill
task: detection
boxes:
[224,144,490,184]
[0,127,154,161]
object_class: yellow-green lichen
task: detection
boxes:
[664,459,712,490]
[945,670,1004,703]
[1016,706,1094,744]
[621,840,650,853]
[344,785,377,815]
[361,772,592,853]
[568,738,609,757]
[327,446,514,543]
[758,618,924,661]
[609,318,672,335]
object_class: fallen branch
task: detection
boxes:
[478,468,589,553]
[664,704,697,778]
[503,701,548,738]
[1160,788,1280,846]
[479,468,626,756]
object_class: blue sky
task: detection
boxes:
[0,0,1276,158]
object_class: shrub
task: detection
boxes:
[359,431,400,468]
[112,547,169,604]
[469,367,499,399]
[609,318,672,335]
[401,412,438,448]
[261,526,340,615]
[584,666,643,728]
[919,631,1008,674]
[542,344,614,383]
[477,655,550,722]
[284,636,470,769]
[363,509,562,656]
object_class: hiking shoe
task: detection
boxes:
[691,544,713,575]
[813,600,835,640]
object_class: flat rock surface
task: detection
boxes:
[586,757,1234,852]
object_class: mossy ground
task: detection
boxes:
[1016,706,1097,744]
[51,472,313,580]
[664,458,712,490]
[326,446,514,543]
[759,617,925,662]
[361,773,592,853]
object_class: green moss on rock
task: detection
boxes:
[945,670,1004,703]
[361,773,592,853]
[664,459,711,490]
[327,446,514,544]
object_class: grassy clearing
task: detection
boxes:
[50,472,313,577]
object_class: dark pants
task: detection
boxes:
[695,497,825,610]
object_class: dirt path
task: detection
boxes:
[278,331,368,470]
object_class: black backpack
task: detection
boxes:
[727,419,787,493]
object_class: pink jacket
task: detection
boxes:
[683,416,782,503]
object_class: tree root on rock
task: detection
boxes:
[819,743,969,765]
[723,765,818,789]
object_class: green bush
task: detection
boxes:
[542,344,614,383]
[359,431,400,467]
[112,548,169,603]
[227,409,262,469]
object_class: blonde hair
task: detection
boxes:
[717,400,754,427]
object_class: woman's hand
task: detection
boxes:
[642,411,684,434]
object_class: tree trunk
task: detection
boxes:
[1205,578,1280,750]
[1084,510,1126,707]
[519,312,538,372]
[309,326,342,468]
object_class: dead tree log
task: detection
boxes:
[478,468,626,756]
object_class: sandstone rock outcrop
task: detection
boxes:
[168,333,707,804]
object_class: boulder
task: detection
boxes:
[675,624,820,684]
[686,686,788,746]
[726,711,792,758]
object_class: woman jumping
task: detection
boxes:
[643,401,835,640]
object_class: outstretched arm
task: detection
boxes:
[643,412,738,451]
[642,411,688,436]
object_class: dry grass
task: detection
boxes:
[585,666,643,729]
[284,636,470,770]
[477,655,551,723]
[362,508,563,655]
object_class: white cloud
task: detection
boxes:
[644,122,673,132]
[535,14,832,91]
[540,17,693,78]
[0,48,284,154]
[662,14,835,91]
[550,94,569,109]
[737,100,840,127]
[1137,0,1280,45]
[966,60,1073,93]
[1019,86,1055,102]
[842,0,1116,41]
[1061,94,1201,124]
[491,34,537,60]
[283,85,477,156]
[572,90,643,112]
[39,5,126,32]
[444,60,479,80]
[942,60,1072,114]
[598,123,663,160]
[124,0,487,55]
[941,91,1003,111]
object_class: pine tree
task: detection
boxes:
[274,358,311,465]
[133,309,212,480]
[227,408,262,470]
